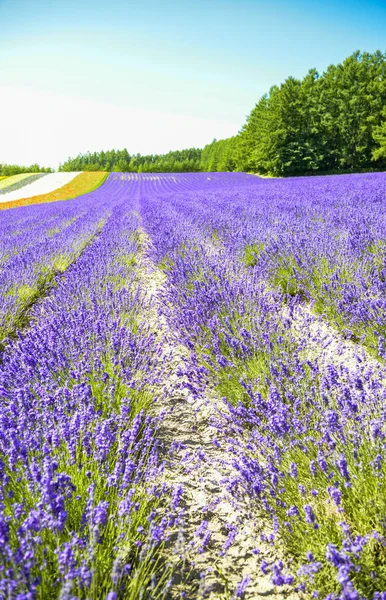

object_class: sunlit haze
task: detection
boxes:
[1,86,240,169]
[1,0,386,169]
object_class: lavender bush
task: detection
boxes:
[0,182,184,598]
[1,171,386,598]
[138,171,386,598]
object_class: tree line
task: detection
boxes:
[59,148,202,173]
[59,50,386,177]
[201,50,386,176]
[0,163,53,176]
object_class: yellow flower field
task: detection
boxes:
[0,172,108,210]
[0,173,34,190]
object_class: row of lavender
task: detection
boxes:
[137,171,386,598]
[0,179,185,598]
[185,172,386,356]
[2,170,386,598]
[0,176,117,348]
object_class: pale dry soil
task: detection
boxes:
[138,233,385,598]
[134,229,299,600]
[290,303,386,384]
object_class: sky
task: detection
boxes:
[1,0,386,169]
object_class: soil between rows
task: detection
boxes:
[134,231,300,599]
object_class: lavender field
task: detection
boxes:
[2,171,386,600]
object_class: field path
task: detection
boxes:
[135,227,299,599]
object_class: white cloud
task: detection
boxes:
[0,86,240,169]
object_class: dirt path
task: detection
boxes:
[134,229,299,599]
[290,303,386,384]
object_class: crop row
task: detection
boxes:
[0,173,81,205]
[0,174,48,196]
[1,171,386,599]
[147,172,386,359]
[0,178,184,599]
[0,176,118,349]
[0,174,39,192]
[0,172,108,211]
[138,171,386,598]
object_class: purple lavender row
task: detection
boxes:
[142,171,386,358]
[0,180,184,598]
[170,172,386,358]
[2,170,386,598]
[0,176,127,349]
[135,172,386,598]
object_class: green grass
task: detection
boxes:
[158,254,175,272]
[244,242,265,268]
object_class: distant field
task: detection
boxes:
[0,173,34,190]
[0,171,108,209]
[0,173,48,196]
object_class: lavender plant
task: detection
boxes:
[0,181,184,598]
[137,171,386,598]
[2,171,386,599]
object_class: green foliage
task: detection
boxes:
[372,107,386,161]
[215,353,271,406]
[203,50,386,177]
[60,148,202,173]
[57,50,386,177]
[0,163,53,176]
[158,255,175,272]
[272,256,302,296]
[200,136,241,172]
[244,243,265,267]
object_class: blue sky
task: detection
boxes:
[1,0,386,168]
